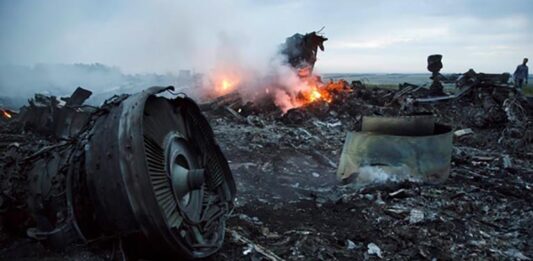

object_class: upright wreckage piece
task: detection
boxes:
[427,54,445,96]
[280,30,328,76]
[1,87,236,259]
[337,114,453,185]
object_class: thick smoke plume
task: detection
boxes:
[197,32,323,112]
[0,1,327,111]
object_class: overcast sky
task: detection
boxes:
[1,0,531,74]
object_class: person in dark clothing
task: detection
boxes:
[513,58,528,89]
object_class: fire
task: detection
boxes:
[213,77,239,96]
[297,66,312,78]
[203,66,350,113]
[298,85,332,104]
[310,88,322,102]
[271,74,350,113]
[221,79,232,91]
[1,109,13,119]
[295,78,347,106]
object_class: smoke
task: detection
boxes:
[196,31,323,112]
[0,63,180,104]
[0,0,301,73]
[355,165,419,186]
[0,0,323,109]
[269,60,312,112]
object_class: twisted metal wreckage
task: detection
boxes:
[0,86,236,259]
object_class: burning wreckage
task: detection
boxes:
[1,31,533,260]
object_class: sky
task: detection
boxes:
[0,0,532,74]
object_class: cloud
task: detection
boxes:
[334,37,413,49]
[0,0,532,74]
[330,26,451,49]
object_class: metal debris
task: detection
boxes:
[0,87,236,259]
[337,115,453,185]
[408,209,425,224]
[454,128,474,137]
[280,30,328,76]
[367,242,383,258]
[229,228,285,261]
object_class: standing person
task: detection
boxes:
[513,58,528,89]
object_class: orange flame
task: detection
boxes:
[205,67,349,112]
[1,109,12,119]
[295,78,347,106]
[310,88,322,102]
[213,76,239,96]
[221,79,232,91]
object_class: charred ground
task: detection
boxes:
[209,80,532,260]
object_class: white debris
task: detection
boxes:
[375,192,385,205]
[346,239,357,250]
[502,154,512,169]
[454,128,474,137]
[409,209,425,224]
[242,244,253,255]
[504,249,530,260]
[358,166,396,183]
[327,121,342,128]
[312,172,320,178]
[356,165,414,185]
[367,242,383,258]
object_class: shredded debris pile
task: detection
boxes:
[204,79,532,260]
